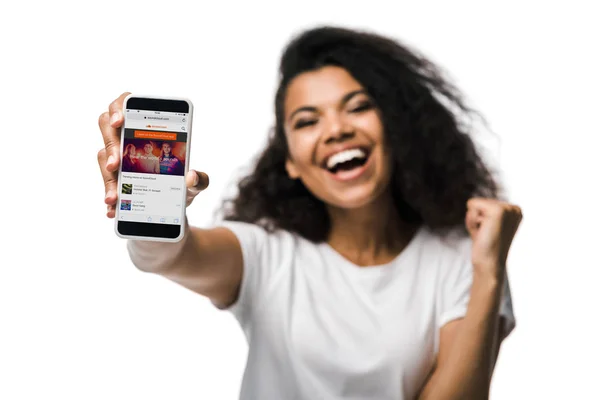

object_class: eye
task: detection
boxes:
[350,101,373,113]
[294,119,317,129]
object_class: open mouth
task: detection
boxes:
[323,147,371,175]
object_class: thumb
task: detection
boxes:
[465,207,482,238]
[186,170,210,192]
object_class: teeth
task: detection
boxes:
[326,148,366,170]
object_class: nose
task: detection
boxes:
[323,113,354,143]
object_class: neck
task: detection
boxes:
[326,192,419,266]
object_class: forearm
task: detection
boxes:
[423,272,504,399]
[125,219,243,305]
[126,218,194,273]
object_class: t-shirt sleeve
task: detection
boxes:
[437,237,516,342]
[216,221,284,329]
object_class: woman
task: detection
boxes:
[121,143,139,173]
[159,141,184,176]
[98,26,522,400]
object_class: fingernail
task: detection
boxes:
[105,190,114,200]
[106,155,115,168]
[110,112,120,125]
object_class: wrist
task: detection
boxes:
[473,267,504,290]
[468,272,504,314]
[472,272,503,293]
[127,224,191,273]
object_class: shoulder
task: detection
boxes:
[214,221,307,322]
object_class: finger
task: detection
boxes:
[465,207,482,237]
[186,170,210,192]
[98,111,122,173]
[108,92,131,128]
[185,171,209,207]
[97,148,118,207]
[467,197,507,219]
[510,205,523,221]
[465,198,484,220]
[99,92,131,173]
[107,204,116,219]
[467,197,494,210]
[507,205,524,234]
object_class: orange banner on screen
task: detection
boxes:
[134,130,177,140]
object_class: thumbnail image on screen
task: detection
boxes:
[121,138,185,176]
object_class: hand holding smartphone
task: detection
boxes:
[98,93,198,242]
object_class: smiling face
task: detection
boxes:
[162,142,171,155]
[284,66,393,210]
[125,144,135,157]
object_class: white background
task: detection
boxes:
[1,1,598,399]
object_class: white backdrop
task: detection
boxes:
[1,1,598,399]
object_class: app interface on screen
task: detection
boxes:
[118,109,189,225]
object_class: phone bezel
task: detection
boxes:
[114,94,193,243]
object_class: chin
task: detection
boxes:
[324,184,388,210]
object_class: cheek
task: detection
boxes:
[287,134,318,170]
[361,114,385,140]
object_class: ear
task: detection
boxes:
[285,158,300,179]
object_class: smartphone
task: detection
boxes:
[115,94,193,242]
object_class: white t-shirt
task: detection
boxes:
[218,221,515,400]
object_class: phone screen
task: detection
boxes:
[116,97,191,240]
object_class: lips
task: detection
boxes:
[321,145,371,171]
[316,145,373,183]
[325,151,373,182]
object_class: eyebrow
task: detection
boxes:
[287,89,367,123]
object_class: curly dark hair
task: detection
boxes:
[220,25,502,242]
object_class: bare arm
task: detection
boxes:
[418,198,521,399]
[127,222,244,308]
[418,273,505,400]
[98,92,244,308]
